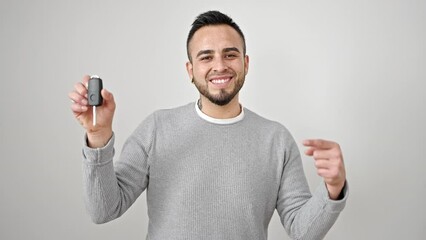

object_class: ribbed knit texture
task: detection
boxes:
[82,102,347,240]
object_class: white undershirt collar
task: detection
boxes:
[194,101,245,125]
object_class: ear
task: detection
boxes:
[186,61,194,82]
[244,55,249,75]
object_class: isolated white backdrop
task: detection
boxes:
[1,0,425,239]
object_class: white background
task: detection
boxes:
[1,0,425,239]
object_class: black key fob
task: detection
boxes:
[88,75,103,106]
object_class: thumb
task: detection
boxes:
[101,88,112,100]
[101,88,116,110]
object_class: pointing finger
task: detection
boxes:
[303,139,337,150]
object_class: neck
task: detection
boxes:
[198,95,241,119]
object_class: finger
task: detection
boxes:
[71,103,88,113]
[68,91,88,105]
[304,147,315,156]
[312,149,342,160]
[313,159,330,170]
[82,75,90,88]
[74,82,88,96]
[316,168,333,179]
[319,168,343,181]
[303,139,337,150]
[305,147,330,157]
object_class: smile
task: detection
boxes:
[210,78,231,84]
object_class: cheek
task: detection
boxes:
[232,60,245,72]
[193,65,209,78]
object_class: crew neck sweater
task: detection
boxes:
[82,102,347,240]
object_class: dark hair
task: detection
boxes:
[186,10,246,61]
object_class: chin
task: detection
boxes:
[206,91,237,106]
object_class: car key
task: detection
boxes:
[88,75,103,126]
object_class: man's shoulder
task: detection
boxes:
[144,102,196,126]
[241,108,298,151]
[133,102,195,134]
[244,108,294,137]
[244,108,284,127]
[152,102,194,118]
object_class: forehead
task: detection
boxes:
[189,25,244,53]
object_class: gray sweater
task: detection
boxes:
[82,102,347,240]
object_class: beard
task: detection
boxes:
[193,74,245,106]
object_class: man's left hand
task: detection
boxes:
[303,139,346,200]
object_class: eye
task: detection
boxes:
[225,53,238,59]
[199,55,212,61]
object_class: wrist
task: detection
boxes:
[87,128,113,148]
[326,181,346,200]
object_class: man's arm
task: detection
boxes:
[276,137,348,240]
[81,129,150,224]
[69,75,149,223]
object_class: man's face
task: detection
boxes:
[186,25,249,106]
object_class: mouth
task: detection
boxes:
[209,76,233,88]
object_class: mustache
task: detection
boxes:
[207,70,235,78]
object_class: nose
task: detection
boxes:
[212,57,228,72]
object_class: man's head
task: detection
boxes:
[186,11,249,107]
[186,10,246,62]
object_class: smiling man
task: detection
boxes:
[187,24,248,113]
[69,10,348,240]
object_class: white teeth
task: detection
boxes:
[211,78,230,84]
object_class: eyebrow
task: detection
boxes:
[223,47,240,53]
[196,50,214,58]
[196,47,241,58]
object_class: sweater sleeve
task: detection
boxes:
[276,136,348,240]
[81,114,155,224]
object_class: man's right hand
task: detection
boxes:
[68,75,116,148]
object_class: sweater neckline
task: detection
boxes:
[194,101,245,125]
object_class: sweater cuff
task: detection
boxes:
[81,132,115,165]
[315,180,349,213]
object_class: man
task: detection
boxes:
[69,10,347,240]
